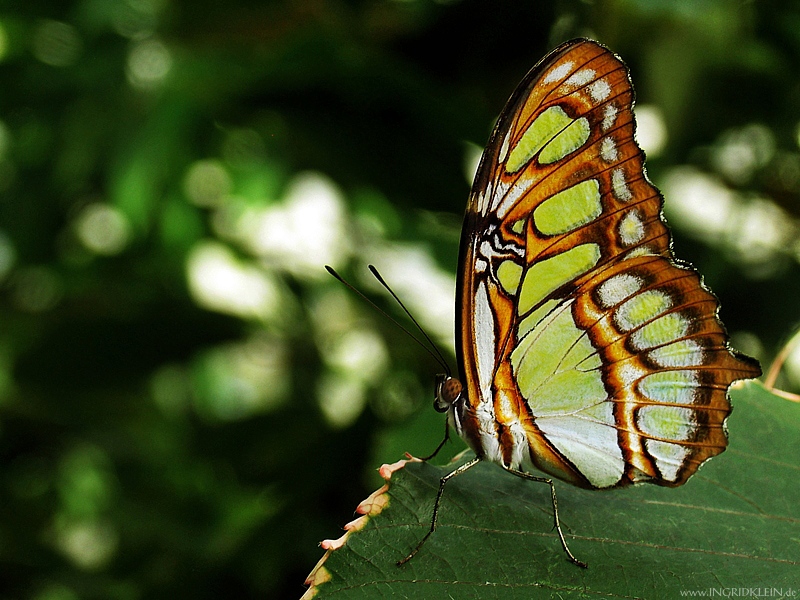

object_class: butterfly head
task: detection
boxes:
[434,373,463,413]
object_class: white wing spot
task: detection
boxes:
[564,69,596,88]
[489,179,510,213]
[480,181,493,215]
[474,281,495,403]
[646,439,689,482]
[499,129,512,163]
[625,245,655,259]
[474,280,502,463]
[479,239,493,261]
[597,273,643,308]
[619,210,646,245]
[602,104,618,131]
[536,415,624,488]
[649,339,705,368]
[612,168,633,201]
[496,178,530,219]
[600,137,618,162]
[543,61,574,84]
[588,79,611,102]
[475,187,487,216]
[616,361,648,388]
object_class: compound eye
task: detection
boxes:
[434,376,462,413]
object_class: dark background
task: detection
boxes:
[0,1,797,598]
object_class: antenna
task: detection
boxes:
[325,265,452,376]
[366,265,452,376]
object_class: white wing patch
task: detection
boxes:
[474,279,496,404]
[600,137,618,162]
[474,279,502,463]
[543,61,574,84]
[537,414,624,488]
[618,210,646,246]
[564,69,596,88]
[499,129,512,163]
[495,177,531,219]
[616,361,648,388]
[588,79,611,102]
[602,103,618,131]
[489,178,511,213]
[645,439,689,482]
[612,168,633,201]
[475,184,489,216]
[597,273,644,308]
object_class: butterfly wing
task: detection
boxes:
[455,39,761,489]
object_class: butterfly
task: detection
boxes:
[400,38,762,568]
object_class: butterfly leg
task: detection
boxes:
[396,456,481,566]
[502,466,588,569]
[418,421,450,462]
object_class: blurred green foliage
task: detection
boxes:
[0,1,798,599]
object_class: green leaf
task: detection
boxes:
[304,382,799,598]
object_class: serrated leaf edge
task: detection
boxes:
[301,458,419,599]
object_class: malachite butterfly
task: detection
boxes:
[403,38,762,568]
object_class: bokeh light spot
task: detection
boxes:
[662,167,736,241]
[0,120,11,159]
[75,203,132,255]
[11,266,62,313]
[310,287,360,345]
[730,198,794,270]
[126,38,172,89]
[150,364,191,417]
[0,230,16,282]
[186,241,281,320]
[370,244,456,350]
[730,331,764,369]
[783,333,800,390]
[57,445,115,517]
[183,159,232,208]
[192,336,289,421]
[321,328,388,384]
[634,104,667,158]
[663,167,798,276]
[52,445,118,569]
[373,371,423,422]
[239,172,349,277]
[32,584,79,600]
[111,0,164,38]
[222,128,267,165]
[53,519,118,570]
[463,141,482,184]
[711,124,775,185]
[0,21,9,62]
[33,20,82,67]
[317,373,367,429]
